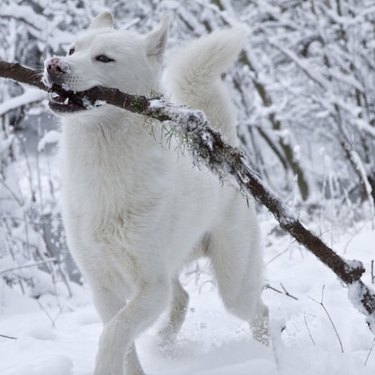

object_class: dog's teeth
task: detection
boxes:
[64,97,69,105]
[51,92,59,99]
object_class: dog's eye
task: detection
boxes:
[68,48,75,56]
[96,55,115,63]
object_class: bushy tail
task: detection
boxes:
[166,27,247,145]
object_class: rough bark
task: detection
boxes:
[0,60,46,90]
[0,59,374,331]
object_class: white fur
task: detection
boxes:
[45,12,268,375]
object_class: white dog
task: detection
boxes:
[44,11,268,375]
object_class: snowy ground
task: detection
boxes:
[1,217,374,375]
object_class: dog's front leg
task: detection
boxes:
[93,279,171,375]
[89,286,143,374]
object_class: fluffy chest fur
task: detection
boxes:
[60,111,226,279]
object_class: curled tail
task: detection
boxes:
[166,27,246,145]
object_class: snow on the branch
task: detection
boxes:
[355,119,375,139]
[0,89,45,116]
[148,98,165,109]
[350,148,375,217]
[348,281,375,335]
[81,97,105,109]
[0,3,45,31]
[345,259,364,272]
[150,97,298,229]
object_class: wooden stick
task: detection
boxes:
[1,59,374,332]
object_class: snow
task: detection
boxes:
[355,119,375,139]
[1,219,375,375]
[0,89,45,116]
[38,130,61,152]
[0,4,46,33]
[1,1,375,374]
[348,280,375,335]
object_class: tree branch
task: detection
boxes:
[0,60,46,90]
[1,59,374,333]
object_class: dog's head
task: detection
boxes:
[44,11,168,116]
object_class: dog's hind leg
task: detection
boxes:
[207,196,269,345]
[158,278,189,344]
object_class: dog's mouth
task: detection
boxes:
[48,85,87,113]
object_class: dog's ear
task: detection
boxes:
[146,15,169,61]
[89,11,114,29]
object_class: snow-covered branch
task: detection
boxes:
[0,59,374,333]
[0,89,45,116]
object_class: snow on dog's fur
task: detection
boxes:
[44,11,268,375]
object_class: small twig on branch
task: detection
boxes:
[280,283,298,300]
[266,283,298,301]
[304,313,316,346]
[365,338,375,366]
[0,258,57,276]
[36,300,63,328]
[311,285,344,353]
[0,59,375,335]
[0,333,17,340]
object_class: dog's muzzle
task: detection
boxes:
[44,57,86,114]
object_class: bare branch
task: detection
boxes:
[311,285,344,353]
[265,283,299,301]
[0,333,17,340]
[365,338,375,366]
[0,258,57,276]
[304,313,316,346]
[280,283,299,301]
[0,59,374,334]
[0,60,46,90]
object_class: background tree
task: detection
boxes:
[0,0,374,299]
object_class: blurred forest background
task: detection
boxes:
[0,0,374,299]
